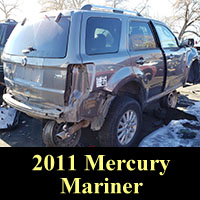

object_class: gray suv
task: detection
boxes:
[2,5,200,147]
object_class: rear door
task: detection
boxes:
[154,23,186,91]
[128,19,165,99]
[80,12,130,91]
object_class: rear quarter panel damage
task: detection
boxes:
[68,64,147,131]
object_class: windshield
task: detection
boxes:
[4,16,70,58]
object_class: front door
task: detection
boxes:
[128,19,165,99]
[154,23,186,91]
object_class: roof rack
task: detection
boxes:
[5,19,17,23]
[81,4,142,17]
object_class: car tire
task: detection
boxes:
[42,120,81,147]
[160,90,178,108]
[98,96,142,147]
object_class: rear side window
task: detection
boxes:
[129,21,156,51]
[155,24,178,48]
[86,17,121,55]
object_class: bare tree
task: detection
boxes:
[39,0,67,11]
[172,0,200,40]
[105,0,149,15]
[39,0,89,11]
[184,30,200,38]
[134,0,149,14]
[66,0,89,9]
[0,0,19,20]
[105,0,126,8]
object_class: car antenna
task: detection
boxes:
[55,13,62,22]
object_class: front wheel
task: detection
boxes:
[98,96,142,147]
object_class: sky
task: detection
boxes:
[0,0,173,21]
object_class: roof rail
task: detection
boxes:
[81,4,142,17]
[5,19,17,23]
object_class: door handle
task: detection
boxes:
[136,57,145,65]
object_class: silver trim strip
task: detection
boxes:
[81,4,142,16]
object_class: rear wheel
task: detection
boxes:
[42,120,81,147]
[98,96,142,147]
[160,91,178,108]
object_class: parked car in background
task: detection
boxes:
[2,5,200,147]
[194,40,200,56]
[195,46,200,56]
[0,19,17,88]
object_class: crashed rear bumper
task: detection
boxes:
[3,93,64,121]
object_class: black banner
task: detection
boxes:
[0,148,199,199]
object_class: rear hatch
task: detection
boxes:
[2,14,70,108]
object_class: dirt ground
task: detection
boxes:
[0,83,199,147]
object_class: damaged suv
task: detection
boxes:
[2,5,200,147]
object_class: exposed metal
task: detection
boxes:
[56,120,90,140]
[42,120,81,147]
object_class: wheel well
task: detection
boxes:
[116,81,144,107]
[187,59,200,84]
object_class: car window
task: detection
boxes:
[129,21,156,51]
[86,17,121,55]
[155,24,178,48]
[0,24,7,47]
[6,24,16,40]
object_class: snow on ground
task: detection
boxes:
[185,102,200,121]
[139,102,200,147]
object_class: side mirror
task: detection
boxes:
[180,38,194,47]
